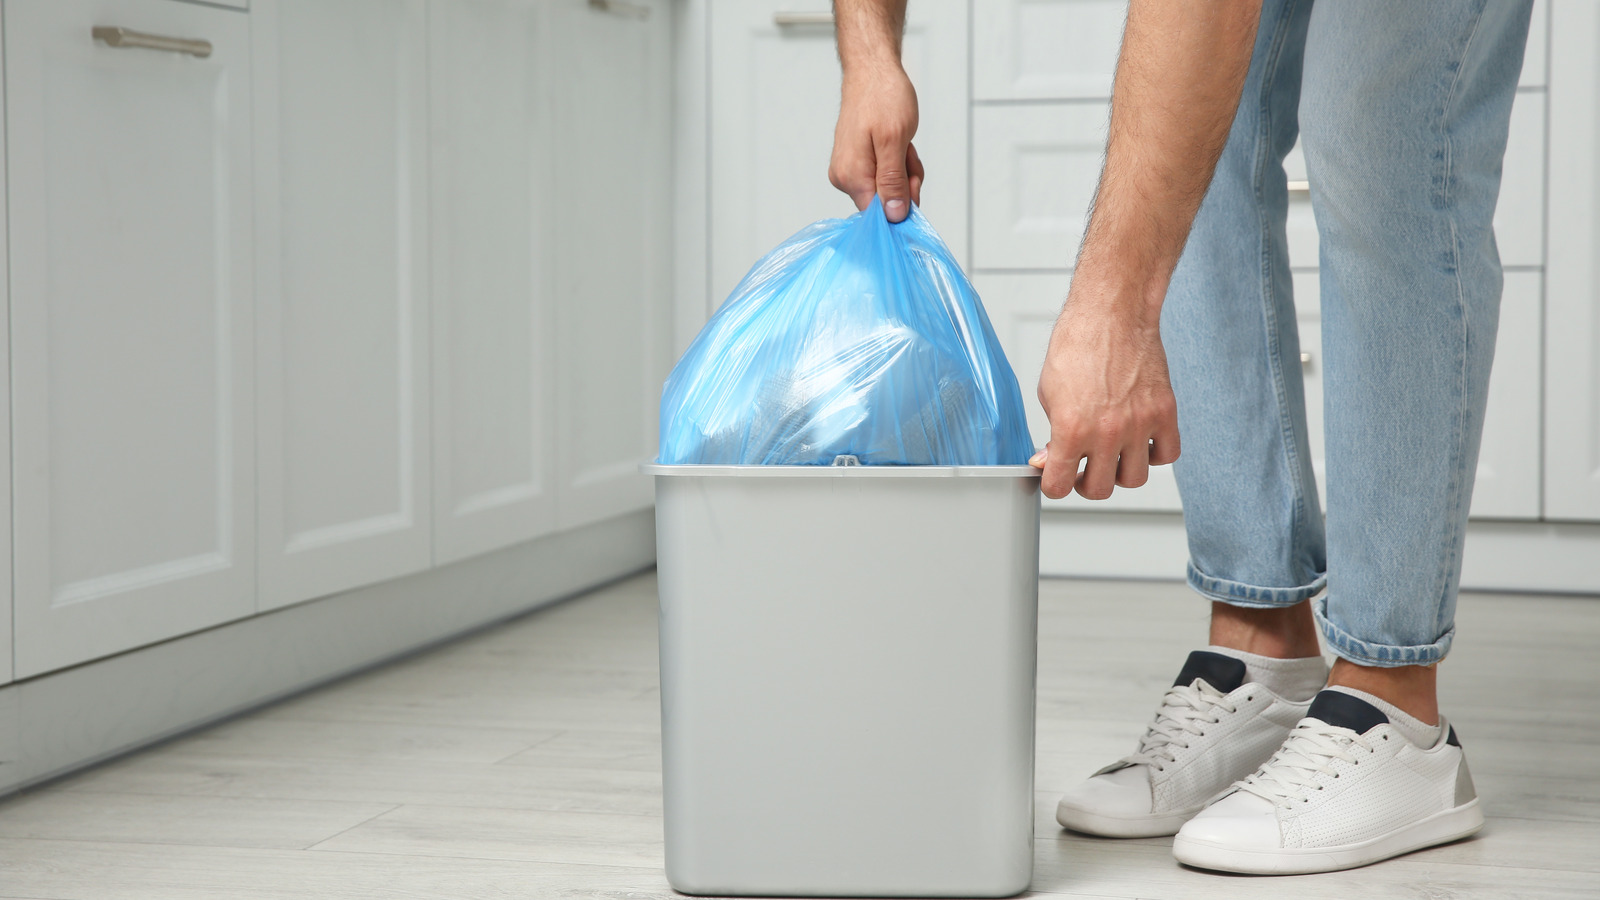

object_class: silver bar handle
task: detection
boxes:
[774,11,836,27]
[588,0,651,20]
[92,26,212,58]
[1287,179,1311,194]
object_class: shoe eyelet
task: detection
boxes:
[1383,735,1389,741]
[1247,696,1254,702]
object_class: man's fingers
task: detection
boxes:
[873,134,913,222]
[1149,424,1181,466]
[1116,440,1151,489]
[1075,446,1119,501]
[1040,442,1082,500]
[906,141,924,207]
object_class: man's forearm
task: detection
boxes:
[1074,0,1260,319]
[834,0,907,75]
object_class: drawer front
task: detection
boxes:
[973,0,1124,101]
[1278,88,1544,271]
[972,102,1108,270]
[972,0,1544,97]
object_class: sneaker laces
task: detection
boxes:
[1234,720,1375,808]
[1120,680,1239,772]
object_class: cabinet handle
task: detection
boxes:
[1287,179,1311,194]
[92,26,212,58]
[587,0,651,20]
[1301,351,1313,366]
[774,11,835,26]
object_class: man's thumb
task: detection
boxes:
[874,139,912,223]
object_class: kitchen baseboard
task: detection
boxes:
[0,509,656,798]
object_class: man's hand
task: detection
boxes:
[1033,302,1180,500]
[830,0,922,223]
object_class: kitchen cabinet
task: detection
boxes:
[428,0,559,564]
[254,0,433,609]
[708,0,970,304]
[0,14,10,686]
[1544,0,1600,521]
[973,0,1124,102]
[971,102,1109,271]
[548,0,673,531]
[6,0,256,677]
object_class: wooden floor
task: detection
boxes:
[0,573,1596,899]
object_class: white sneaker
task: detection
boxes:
[1056,650,1313,838]
[1173,689,1484,874]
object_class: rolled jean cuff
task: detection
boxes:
[1314,595,1453,667]
[1186,561,1327,609]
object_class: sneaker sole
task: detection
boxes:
[1056,799,1201,839]
[1172,798,1485,875]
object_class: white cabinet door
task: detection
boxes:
[972,102,1109,271]
[6,0,255,677]
[0,16,10,686]
[548,0,673,531]
[709,0,970,304]
[1494,90,1547,270]
[1296,272,1541,520]
[973,0,1125,101]
[428,0,558,564]
[254,0,432,609]
[1544,0,1600,521]
[1470,271,1543,519]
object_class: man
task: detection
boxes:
[829,0,1531,875]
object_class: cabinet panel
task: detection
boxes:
[1495,90,1547,269]
[1470,272,1542,519]
[255,0,432,609]
[972,102,1108,271]
[548,0,673,531]
[1544,0,1600,521]
[971,271,1183,511]
[1297,272,1540,520]
[973,0,1125,101]
[0,14,10,686]
[7,0,255,677]
[428,0,558,563]
[1283,88,1544,272]
[709,0,969,304]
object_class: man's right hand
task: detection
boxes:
[830,1,922,223]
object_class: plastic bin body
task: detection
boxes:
[648,465,1040,897]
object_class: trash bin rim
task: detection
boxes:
[641,463,1040,479]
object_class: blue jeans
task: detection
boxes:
[1162,0,1533,667]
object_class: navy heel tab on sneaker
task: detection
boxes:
[1307,690,1389,734]
[1446,725,1461,747]
[1173,651,1248,692]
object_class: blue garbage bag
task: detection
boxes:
[658,198,1034,466]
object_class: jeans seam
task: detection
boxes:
[1253,0,1315,589]
[1436,4,1488,637]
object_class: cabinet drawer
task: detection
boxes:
[973,0,1124,101]
[972,102,1108,270]
[1295,272,1541,520]
[1279,89,1544,271]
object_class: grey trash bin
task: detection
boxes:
[647,464,1041,898]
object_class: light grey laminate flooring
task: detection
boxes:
[0,573,1596,899]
